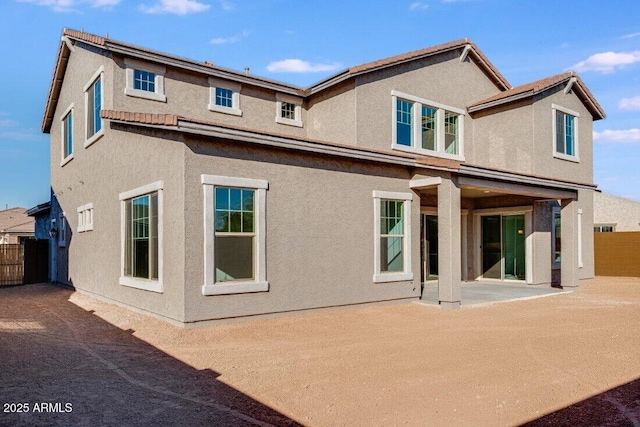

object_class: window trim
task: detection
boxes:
[552,104,580,163]
[77,202,94,233]
[208,77,242,116]
[552,206,561,268]
[373,190,413,283]
[60,104,74,167]
[83,66,105,148]
[201,174,269,296]
[58,212,66,248]
[119,181,164,293]
[391,90,465,161]
[275,94,303,128]
[124,58,167,103]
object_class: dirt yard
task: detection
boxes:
[1,278,639,426]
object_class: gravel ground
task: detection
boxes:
[1,277,639,426]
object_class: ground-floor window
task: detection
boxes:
[373,191,413,283]
[202,175,268,295]
[119,181,163,293]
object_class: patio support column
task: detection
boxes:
[561,198,579,288]
[438,177,461,309]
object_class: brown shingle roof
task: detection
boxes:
[0,208,34,234]
[469,72,606,119]
[63,29,105,46]
[100,109,461,170]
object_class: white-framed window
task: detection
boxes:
[58,212,66,247]
[373,191,413,283]
[202,174,268,296]
[552,104,579,162]
[552,206,561,268]
[594,224,615,232]
[77,203,94,233]
[124,58,167,102]
[578,208,583,268]
[60,104,74,167]
[275,94,303,127]
[119,181,163,293]
[84,66,104,148]
[391,90,465,161]
[208,78,242,116]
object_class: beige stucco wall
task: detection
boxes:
[108,51,308,139]
[532,87,594,185]
[352,51,501,153]
[306,80,356,145]
[593,192,640,231]
[51,46,187,323]
[182,137,423,322]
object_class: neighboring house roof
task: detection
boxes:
[100,109,462,170]
[468,72,606,120]
[0,208,35,235]
[43,29,510,132]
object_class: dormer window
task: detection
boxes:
[391,90,464,160]
[124,58,166,102]
[275,94,303,128]
[208,78,242,116]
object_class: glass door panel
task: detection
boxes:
[503,215,525,281]
[482,215,502,279]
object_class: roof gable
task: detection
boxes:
[469,72,606,120]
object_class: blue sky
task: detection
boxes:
[1,0,639,208]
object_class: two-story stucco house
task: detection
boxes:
[42,29,605,326]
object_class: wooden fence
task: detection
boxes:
[0,244,24,286]
[594,232,640,277]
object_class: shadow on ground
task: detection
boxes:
[522,377,640,426]
[0,284,300,427]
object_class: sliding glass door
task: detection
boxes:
[481,214,526,281]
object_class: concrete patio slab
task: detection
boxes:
[419,281,570,306]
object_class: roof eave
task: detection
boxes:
[41,40,71,133]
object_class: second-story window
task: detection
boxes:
[134,70,155,92]
[60,104,74,166]
[275,94,303,128]
[553,104,579,162]
[124,58,166,102]
[391,90,464,160]
[208,78,242,116]
[84,66,104,147]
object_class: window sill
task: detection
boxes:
[120,276,163,293]
[202,281,269,296]
[275,116,303,128]
[373,272,414,283]
[77,225,94,233]
[553,152,580,163]
[84,129,104,148]
[60,154,74,167]
[208,104,242,117]
[392,143,464,162]
[124,87,167,103]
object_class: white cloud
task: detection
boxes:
[0,113,45,143]
[16,0,120,12]
[219,0,233,10]
[593,129,640,143]
[409,2,428,10]
[210,30,250,45]
[139,0,209,15]
[619,95,640,111]
[570,50,640,73]
[621,32,640,39]
[266,59,342,73]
